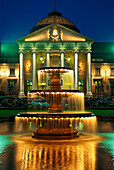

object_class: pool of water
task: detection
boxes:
[0,117,114,170]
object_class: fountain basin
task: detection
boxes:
[16,112,96,139]
[12,133,103,143]
[17,111,93,118]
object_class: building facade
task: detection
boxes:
[0,43,19,96]
[0,11,114,97]
[92,43,114,96]
[17,11,94,98]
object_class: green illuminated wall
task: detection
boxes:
[0,43,19,63]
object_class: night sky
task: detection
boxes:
[0,0,114,42]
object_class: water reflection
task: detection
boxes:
[14,140,98,170]
[0,119,114,170]
[99,133,114,169]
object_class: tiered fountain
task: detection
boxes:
[17,67,95,139]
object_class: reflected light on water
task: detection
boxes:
[14,141,98,170]
[0,120,114,169]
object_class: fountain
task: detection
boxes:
[17,67,95,139]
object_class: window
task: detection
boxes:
[92,58,103,62]
[78,80,84,92]
[8,79,17,95]
[10,68,15,76]
[95,68,100,76]
[94,80,104,94]
[111,68,114,76]
[78,80,84,86]
[27,80,32,91]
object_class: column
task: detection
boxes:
[32,49,38,90]
[18,50,25,97]
[86,49,93,97]
[46,49,50,67]
[46,49,50,89]
[60,49,65,67]
[74,49,79,90]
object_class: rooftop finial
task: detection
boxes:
[54,0,55,11]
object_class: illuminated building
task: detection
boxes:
[0,11,114,96]
[92,43,114,96]
[0,43,19,95]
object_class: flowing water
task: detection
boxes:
[0,116,114,170]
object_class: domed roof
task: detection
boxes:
[30,11,80,33]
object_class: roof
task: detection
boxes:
[30,11,80,33]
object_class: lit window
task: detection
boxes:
[111,68,114,76]
[92,59,103,62]
[10,68,15,76]
[78,80,84,86]
[78,80,84,92]
[95,68,100,76]
[27,80,32,91]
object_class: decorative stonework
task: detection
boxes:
[49,26,62,41]
[79,63,84,73]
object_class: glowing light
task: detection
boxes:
[40,57,43,61]
[1,70,9,76]
[53,29,58,36]
[69,70,73,74]
[68,57,70,61]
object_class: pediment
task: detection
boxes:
[17,23,93,42]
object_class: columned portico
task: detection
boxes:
[18,50,25,97]
[60,49,65,67]
[32,49,38,90]
[74,49,79,90]
[17,13,94,96]
[86,50,93,97]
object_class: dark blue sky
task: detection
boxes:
[0,0,114,42]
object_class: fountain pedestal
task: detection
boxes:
[49,71,63,112]
[32,127,79,139]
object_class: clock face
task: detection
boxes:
[49,26,61,41]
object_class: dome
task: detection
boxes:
[30,11,80,33]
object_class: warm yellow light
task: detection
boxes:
[1,70,9,76]
[26,62,31,72]
[53,29,58,36]
[68,57,70,61]
[40,57,43,61]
